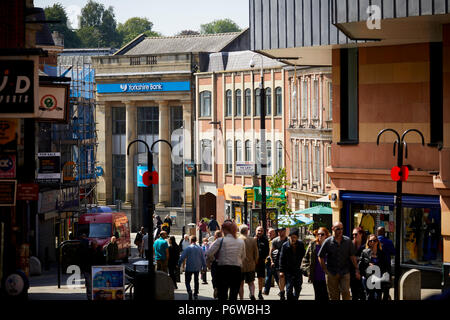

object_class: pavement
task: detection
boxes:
[28,233,441,301]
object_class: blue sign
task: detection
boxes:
[97,81,190,93]
[137,165,155,187]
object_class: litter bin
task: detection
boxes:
[187,223,196,236]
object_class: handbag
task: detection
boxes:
[209,238,223,268]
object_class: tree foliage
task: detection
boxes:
[200,18,241,34]
[176,30,200,36]
[44,3,81,48]
[118,17,160,44]
[266,168,291,216]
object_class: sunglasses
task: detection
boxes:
[334,228,343,231]
[368,239,378,243]
[352,233,358,237]
[318,233,325,236]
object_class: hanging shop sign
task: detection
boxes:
[0,154,16,178]
[16,183,39,201]
[37,152,61,182]
[97,81,190,94]
[0,119,19,152]
[184,160,196,176]
[38,189,59,214]
[0,57,39,118]
[58,186,79,211]
[235,161,255,176]
[0,180,17,206]
[37,84,70,123]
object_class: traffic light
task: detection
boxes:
[390,165,409,182]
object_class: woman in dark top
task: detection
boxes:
[350,227,366,300]
[359,234,391,300]
[301,227,330,301]
[168,236,181,289]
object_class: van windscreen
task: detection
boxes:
[77,223,111,238]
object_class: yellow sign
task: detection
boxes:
[245,189,254,202]
[217,188,225,197]
[224,184,245,202]
[235,207,242,226]
[0,119,18,145]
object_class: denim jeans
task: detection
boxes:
[264,264,279,294]
[185,271,200,296]
[284,272,302,300]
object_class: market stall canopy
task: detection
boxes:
[293,205,332,215]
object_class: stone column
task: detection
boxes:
[157,101,171,207]
[125,101,137,205]
[96,102,112,204]
[183,102,193,206]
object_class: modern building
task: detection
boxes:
[195,51,286,229]
[92,31,249,231]
[249,0,450,286]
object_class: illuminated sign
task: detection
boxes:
[97,81,190,93]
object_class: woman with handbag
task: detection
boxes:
[168,236,181,289]
[359,234,391,300]
[207,230,223,298]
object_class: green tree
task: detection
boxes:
[44,3,81,48]
[117,17,160,45]
[200,18,241,34]
[176,30,200,36]
[266,168,291,216]
[77,0,121,48]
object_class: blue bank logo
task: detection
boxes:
[120,84,127,92]
[98,81,190,93]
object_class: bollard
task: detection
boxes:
[400,269,421,300]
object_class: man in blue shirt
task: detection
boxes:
[154,231,169,273]
[208,215,220,233]
[178,236,206,300]
[377,226,395,300]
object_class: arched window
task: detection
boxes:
[244,89,251,116]
[275,87,282,116]
[276,140,283,172]
[200,91,211,117]
[235,89,242,116]
[235,140,242,162]
[265,87,272,115]
[255,88,261,116]
[201,139,212,172]
[225,90,232,116]
[245,140,251,161]
[226,139,233,173]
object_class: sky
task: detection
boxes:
[34,0,250,36]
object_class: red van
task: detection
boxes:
[77,208,131,262]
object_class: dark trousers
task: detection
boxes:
[211,262,218,288]
[217,265,241,300]
[201,268,207,283]
[264,265,279,294]
[312,280,329,301]
[185,271,200,296]
[350,276,366,300]
[168,264,177,287]
[284,271,302,300]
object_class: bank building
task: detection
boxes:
[92,31,249,230]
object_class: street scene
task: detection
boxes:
[1,0,450,303]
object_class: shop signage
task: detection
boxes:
[0,154,16,178]
[37,152,61,182]
[184,160,196,176]
[0,58,38,117]
[0,119,19,150]
[17,183,39,201]
[245,189,254,202]
[92,265,125,300]
[137,165,156,187]
[224,184,248,202]
[0,180,16,206]
[235,207,242,226]
[97,81,190,94]
[58,186,79,211]
[217,188,225,197]
[37,84,70,122]
[235,162,255,176]
[38,189,59,214]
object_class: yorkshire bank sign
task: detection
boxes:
[97,81,190,93]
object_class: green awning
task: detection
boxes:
[293,205,332,215]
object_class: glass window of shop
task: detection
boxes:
[349,202,442,266]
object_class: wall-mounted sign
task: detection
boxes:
[62,161,76,181]
[37,152,61,182]
[0,154,16,178]
[235,161,255,176]
[37,84,70,122]
[0,57,38,118]
[38,189,59,214]
[97,81,190,94]
[184,160,196,176]
[0,180,16,206]
[0,119,19,150]
[58,186,79,211]
[17,183,39,201]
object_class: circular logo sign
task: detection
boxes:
[5,273,24,296]
[0,155,13,172]
[40,94,58,111]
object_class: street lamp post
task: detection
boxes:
[376,128,424,301]
[250,54,267,234]
[127,138,172,300]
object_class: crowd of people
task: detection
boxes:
[142,215,396,301]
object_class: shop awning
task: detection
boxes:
[293,205,332,215]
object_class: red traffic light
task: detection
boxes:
[143,170,159,186]
[390,166,409,182]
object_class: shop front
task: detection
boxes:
[341,191,443,281]
[223,184,252,226]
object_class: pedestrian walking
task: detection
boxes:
[263,228,278,295]
[168,236,181,289]
[155,215,163,238]
[255,226,269,300]
[178,236,206,300]
[143,231,149,260]
[279,227,306,301]
[269,227,288,300]
[301,227,330,301]
[238,224,258,300]
[134,227,145,258]
[105,236,119,265]
[350,227,367,300]
[207,230,223,299]
[154,231,169,273]
[318,222,360,300]
[201,238,210,284]
[207,220,245,301]
[208,215,220,234]
[179,234,190,272]
[359,234,391,300]
[377,226,395,300]
[197,218,209,240]
[163,214,172,235]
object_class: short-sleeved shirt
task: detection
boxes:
[271,236,288,268]
[318,235,355,276]
[153,237,169,261]
[208,219,219,232]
